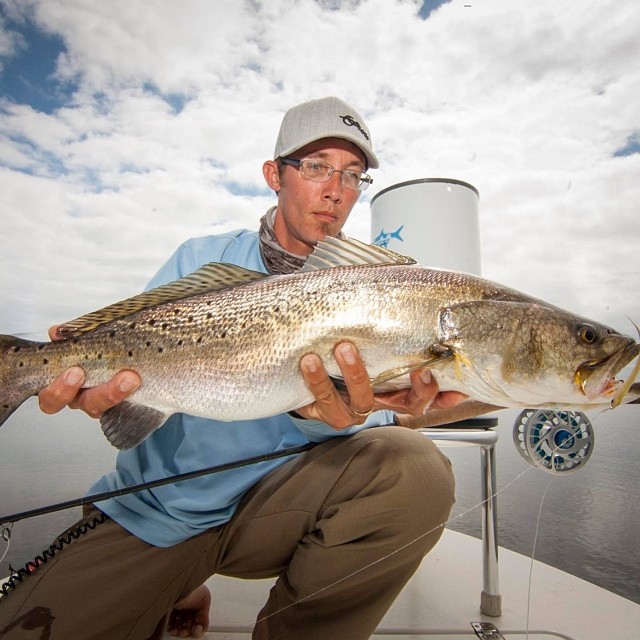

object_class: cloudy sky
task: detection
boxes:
[1,0,638,342]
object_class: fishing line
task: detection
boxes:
[0,524,12,566]
[525,476,555,640]
[252,425,589,633]
[252,439,553,627]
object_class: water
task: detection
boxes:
[444,405,640,604]
[0,401,118,577]
[1,401,639,605]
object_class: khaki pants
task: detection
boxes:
[0,427,455,640]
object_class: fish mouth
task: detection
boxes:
[575,340,640,400]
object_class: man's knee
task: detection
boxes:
[348,427,456,527]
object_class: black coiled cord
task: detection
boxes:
[1,511,107,598]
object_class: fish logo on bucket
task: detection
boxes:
[373,225,404,248]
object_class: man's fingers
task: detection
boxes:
[39,324,142,420]
[71,371,141,418]
[48,325,60,341]
[38,367,86,415]
[373,368,439,415]
[299,354,342,407]
[432,390,468,409]
[407,368,440,411]
[38,368,141,419]
[296,343,376,429]
[374,368,469,417]
[333,343,375,416]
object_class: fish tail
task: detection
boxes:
[0,334,40,428]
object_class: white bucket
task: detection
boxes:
[370,178,481,275]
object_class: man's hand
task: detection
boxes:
[37,326,141,419]
[167,584,211,638]
[294,342,466,429]
[374,367,467,414]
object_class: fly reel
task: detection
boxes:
[513,409,594,474]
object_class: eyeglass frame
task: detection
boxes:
[279,157,373,191]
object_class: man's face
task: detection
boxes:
[263,137,366,255]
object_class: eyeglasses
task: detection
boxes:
[280,157,373,191]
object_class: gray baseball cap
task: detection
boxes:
[274,97,379,169]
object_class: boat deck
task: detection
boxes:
[184,529,640,639]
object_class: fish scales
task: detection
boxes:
[1,237,638,450]
[1,266,431,421]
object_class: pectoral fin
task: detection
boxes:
[328,349,454,393]
[100,401,170,450]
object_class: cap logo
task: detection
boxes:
[339,114,369,141]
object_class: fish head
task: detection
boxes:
[576,331,640,404]
[438,300,639,407]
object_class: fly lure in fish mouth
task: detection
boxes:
[611,323,640,409]
[575,341,640,401]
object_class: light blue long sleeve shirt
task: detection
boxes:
[90,229,394,547]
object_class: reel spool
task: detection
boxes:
[513,409,594,474]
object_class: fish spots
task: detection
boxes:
[177,339,184,346]
[158,347,164,353]
[148,319,156,326]
[128,351,134,357]
[13,346,20,353]
[43,358,49,365]
[109,331,116,338]
[162,323,169,330]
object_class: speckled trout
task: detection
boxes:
[1,238,638,450]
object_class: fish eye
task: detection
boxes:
[577,324,601,345]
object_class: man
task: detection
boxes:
[0,97,463,640]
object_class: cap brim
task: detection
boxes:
[276,132,379,170]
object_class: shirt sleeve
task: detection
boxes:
[145,234,252,289]
[145,242,203,289]
[288,410,397,443]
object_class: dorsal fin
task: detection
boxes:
[56,238,411,338]
[56,262,267,338]
[301,237,416,272]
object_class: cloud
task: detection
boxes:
[0,14,23,65]
[0,0,638,343]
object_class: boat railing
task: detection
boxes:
[420,417,502,617]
